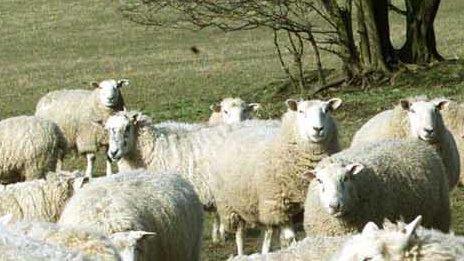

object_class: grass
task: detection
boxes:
[1,0,464,259]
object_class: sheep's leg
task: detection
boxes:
[105,159,113,176]
[262,226,275,254]
[212,213,220,243]
[85,153,96,178]
[56,159,63,172]
[219,222,226,243]
[279,225,296,249]
[235,222,244,256]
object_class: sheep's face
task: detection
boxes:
[210,98,260,124]
[337,216,422,261]
[110,231,157,261]
[105,113,137,161]
[94,79,129,108]
[400,99,449,142]
[307,162,363,217]
[286,98,341,143]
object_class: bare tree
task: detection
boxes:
[119,0,445,88]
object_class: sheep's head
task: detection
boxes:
[110,231,157,261]
[92,79,129,108]
[286,98,342,143]
[400,97,449,143]
[104,111,145,161]
[337,216,422,261]
[210,97,260,125]
[303,162,362,217]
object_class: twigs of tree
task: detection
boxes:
[119,0,444,90]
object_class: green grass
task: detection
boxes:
[1,0,464,259]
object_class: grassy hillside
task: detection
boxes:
[1,0,464,259]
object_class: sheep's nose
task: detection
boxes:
[314,126,324,133]
[329,202,340,211]
[109,150,119,158]
[424,128,434,135]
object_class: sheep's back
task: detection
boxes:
[0,116,65,182]
[35,90,92,146]
[143,119,280,207]
[232,235,348,261]
[59,171,203,261]
[210,123,280,227]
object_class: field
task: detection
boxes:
[1,0,464,259]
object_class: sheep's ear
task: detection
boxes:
[0,214,13,226]
[286,99,298,111]
[301,170,316,180]
[73,177,89,190]
[210,104,221,113]
[110,231,157,258]
[127,231,157,240]
[404,215,422,238]
[117,79,130,88]
[131,112,143,125]
[247,103,261,112]
[362,222,380,235]
[400,99,411,111]
[91,82,99,89]
[346,163,364,178]
[433,99,450,111]
[326,98,342,111]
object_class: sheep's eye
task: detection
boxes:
[410,109,416,113]
[316,179,322,184]
[224,110,229,115]
[298,110,304,114]
[363,258,372,261]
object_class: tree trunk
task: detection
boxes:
[356,0,396,73]
[398,0,443,63]
[322,0,362,79]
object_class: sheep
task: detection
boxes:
[436,98,464,185]
[0,221,84,260]
[35,79,129,178]
[0,116,67,184]
[336,215,464,260]
[208,97,261,125]
[351,96,460,189]
[0,215,156,260]
[0,170,87,222]
[58,170,204,261]
[304,140,450,238]
[210,98,342,255]
[103,111,278,206]
[101,111,280,244]
[231,235,348,261]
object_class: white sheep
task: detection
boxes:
[101,111,279,244]
[231,235,348,261]
[436,98,464,185]
[0,215,156,260]
[58,170,204,261]
[210,98,342,255]
[336,215,464,260]
[304,140,450,238]
[351,96,460,189]
[0,221,84,260]
[0,116,67,184]
[0,171,87,222]
[209,97,261,125]
[35,79,129,178]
